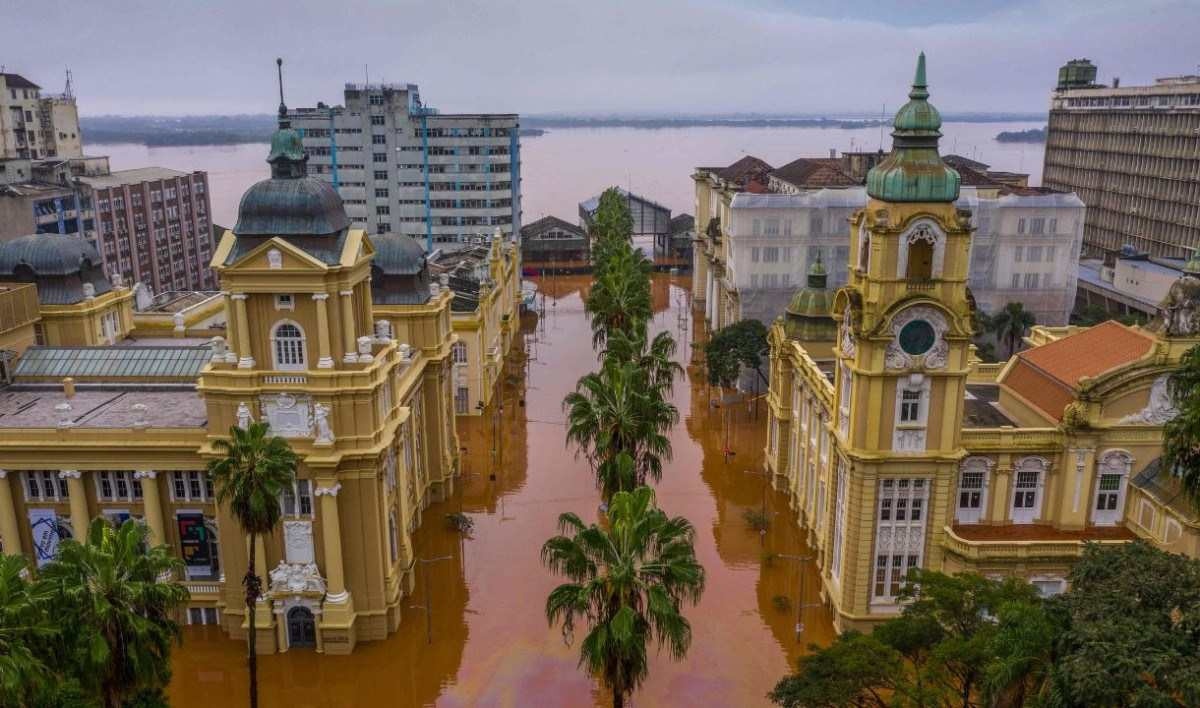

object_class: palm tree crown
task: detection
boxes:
[41,518,189,708]
[990,301,1036,358]
[542,486,705,708]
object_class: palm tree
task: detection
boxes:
[207,421,299,708]
[990,302,1036,358]
[586,262,653,347]
[603,329,683,397]
[542,486,705,708]
[0,554,57,706]
[1164,345,1200,510]
[565,361,678,498]
[41,518,189,708]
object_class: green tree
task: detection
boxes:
[989,302,1036,358]
[1164,345,1200,509]
[565,360,678,499]
[769,569,1044,708]
[586,246,653,347]
[41,519,189,708]
[0,554,57,707]
[542,486,705,708]
[207,421,299,708]
[705,319,769,388]
[1051,541,1200,706]
[589,187,634,244]
[768,631,901,708]
[603,328,684,397]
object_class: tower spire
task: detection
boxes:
[910,51,929,100]
[276,57,287,121]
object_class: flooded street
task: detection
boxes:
[166,273,834,707]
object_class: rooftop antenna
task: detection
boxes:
[63,68,74,99]
[878,102,886,151]
[364,64,370,88]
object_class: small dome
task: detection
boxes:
[0,234,114,304]
[370,234,432,305]
[234,175,349,237]
[783,259,836,341]
[866,52,960,203]
[268,127,306,166]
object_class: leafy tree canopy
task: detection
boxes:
[705,319,769,388]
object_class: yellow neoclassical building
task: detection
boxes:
[764,55,1200,633]
[0,113,518,654]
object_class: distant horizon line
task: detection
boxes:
[79,110,1047,122]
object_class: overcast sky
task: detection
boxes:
[4,0,1197,117]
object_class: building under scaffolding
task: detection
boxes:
[714,186,1084,328]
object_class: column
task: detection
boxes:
[231,293,255,368]
[315,481,347,602]
[312,293,334,369]
[221,292,238,359]
[134,471,165,547]
[59,470,90,536]
[0,471,23,556]
[339,290,357,364]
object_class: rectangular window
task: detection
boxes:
[372,134,387,145]
[1017,218,1026,234]
[872,478,929,602]
[751,247,760,262]
[371,115,385,126]
[24,471,69,502]
[1024,273,1040,289]
[1014,245,1023,262]
[374,170,388,180]
[1027,246,1043,262]
[374,188,390,198]
[455,386,470,415]
[1011,273,1021,288]
[899,389,921,423]
[373,152,387,163]
[280,480,313,517]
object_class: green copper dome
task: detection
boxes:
[866,52,960,203]
[267,126,306,172]
[784,258,836,341]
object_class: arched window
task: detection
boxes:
[857,222,871,272]
[271,321,307,371]
[895,220,945,281]
[906,238,934,280]
[451,341,467,364]
[1093,450,1132,526]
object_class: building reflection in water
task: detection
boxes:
[168,274,833,707]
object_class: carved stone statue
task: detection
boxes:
[357,335,374,362]
[269,560,326,594]
[374,319,393,341]
[1154,273,1200,337]
[210,336,229,362]
[236,401,253,429]
[313,403,334,444]
[1119,375,1180,425]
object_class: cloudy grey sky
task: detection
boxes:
[4,0,1197,116]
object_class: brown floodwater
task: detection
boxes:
[166,274,835,707]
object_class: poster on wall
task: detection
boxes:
[177,513,212,576]
[28,508,70,567]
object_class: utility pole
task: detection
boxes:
[409,555,453,644]
[775,553,821,639]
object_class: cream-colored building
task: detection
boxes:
[764,55,1200,634]
[0,116,508,655]
[0,72,82,160]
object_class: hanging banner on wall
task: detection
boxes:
[28,508,68,567]
[177,513,211,572]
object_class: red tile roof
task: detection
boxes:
[699,156,774,185]
[1002,321,1156,420]
[770,158,859,188]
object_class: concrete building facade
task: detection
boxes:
[1042,59,1200,259]
[0,73,82,160]
[286,83,520,251]
[78,167,217,293]
[765,56,1200,634]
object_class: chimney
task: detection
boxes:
[62,377,76,398]
[1113,77,1120,88]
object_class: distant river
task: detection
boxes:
[91,122,1046,229]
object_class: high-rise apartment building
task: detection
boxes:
[1042,59,1200,259]
[0,72,83,160]
[78,168,217,292]
[287,83,520,251]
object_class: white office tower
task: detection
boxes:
[287,83,520,251]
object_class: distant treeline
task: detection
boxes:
[995,127,1047,143]
[522,116,888,130]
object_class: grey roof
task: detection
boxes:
[234,175,350,238]
[1131,457,1192,517]
[0,234,113,305]
[77,167,190,190]
[579,188,670,216]
[14,345,212,381]
[0,73,39,90]
[670,214,695,235]
[521,215,585,239]
[0,389,206,429]
[370,234,431,305]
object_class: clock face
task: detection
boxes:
[899,319,937,355]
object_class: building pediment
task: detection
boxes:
[220,236,331,274]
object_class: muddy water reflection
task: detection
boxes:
[167,274,833,707]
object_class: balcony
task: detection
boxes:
[942,523,1135,562]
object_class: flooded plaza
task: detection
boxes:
[166,273,834,707]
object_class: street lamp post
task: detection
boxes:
[409,555,453,644]
[775,553,821,639]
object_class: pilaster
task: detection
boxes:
[315,479,356,654]
[134,471,165,546]
[59,470,89,535]
[231,293,255,368]
[0,471,22,556]
[312,293,334,368]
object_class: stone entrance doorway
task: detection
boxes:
[286,606,316,649]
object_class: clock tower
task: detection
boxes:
[827,53,975,623]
